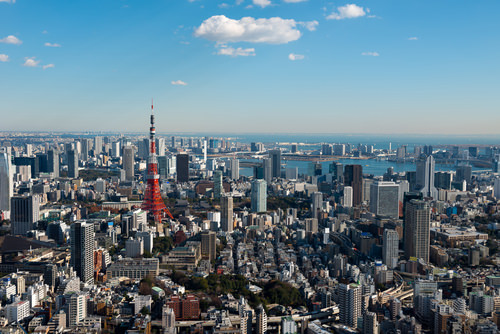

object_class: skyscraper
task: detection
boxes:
[68,293,87,327]
[123,146,135,181]
[11,195,40,235]
[201,231,216,261]
[329,161,343,183]
[404,199,430,262]
[343,186,353,208]
[67,149,78,178]
[262,158,272,183]
[383,229,399,269]
[256,305,267,334]
[363,312,379,334]
[48,149,59,178]
[229,158,239,180]
[94,136,103,157]
[70,221,95,284]
[339,283,362,328]
[80,138,90,161]
[176,153,189,183]
[456,164,472,184]
[221,196,233,233]
[251,179,267,213]
[0,151,13,216]
[370,181,399,218]
[214,170,223,200]
[311,192,323,219]
[344,165,363,206]
[416,155,438,198]
[268,150,281,179]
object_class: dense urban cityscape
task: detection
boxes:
[0,106,500,334]
[2,0,500,333]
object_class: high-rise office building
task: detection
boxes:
[416,155,438,198]
[456,164,472,184]
[330,162,343,183]
[11,195,40,235]
[176,153,189,183]
[262,158,272,183]
[67,150,78,178]
[435,171,452,190]
[94,136,103,157]
[383,229,399,269]
[201,231,216,262]
[229,158,239,180]
[48,149,59,178]
[80,138,90,161]
[343,186,353,208]
[404,200,430,262]
[370,181,399,218]
[70,221,95,284]
[123,146,135,181]
[0,151,13,216]
[221,196,233,233]
[268,150,281,179]
[251,179,267,213]
[339,283,362,328]
[344,165,363,206]
[111,141,121,158]
[162,306,176,334]
[311,192,323,219]
[214,170,223,200]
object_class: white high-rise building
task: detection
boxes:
[416,155,438,199]
[70,221,95,284]
[256,305,267,334]
[6,300,30,323]
[126,238,144,258]
[230,158,239,180]
[343,186,353,208]
[251,179,267,213]
[339,283,362,328]
[162,306,176,334]
[94,136,103,156]
[0,150,13,218]
[370,181,399,218]
[111,141,121,158]
[383,229,399,269]
[68,293,87,327]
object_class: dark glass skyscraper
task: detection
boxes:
[344,165,362,206]
[176,153,189,183]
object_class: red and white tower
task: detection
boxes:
[142,101,173,222]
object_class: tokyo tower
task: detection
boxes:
[141,101,174,222]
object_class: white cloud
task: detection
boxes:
[361,51,379,56]
[171,80,188,86]
[0,54,9,62]
[0,35,22,45]
[218,46,255,57]
[301,20,318,31]
[253,0,271,7]
[23,57,40,67]
[288,53,304,60]
[44,42,61,47]
[408,37,418,40]
[0,0,16,3]
[195,15,303,44]
[43,64,55,70]
[235,0,244,4]
[327,4,366,20]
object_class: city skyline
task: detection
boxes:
[1,1,499,134]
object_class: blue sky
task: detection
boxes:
[1,0,499,134]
